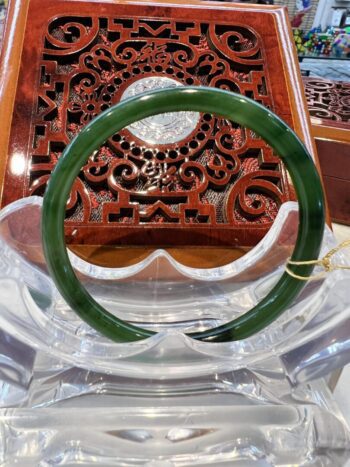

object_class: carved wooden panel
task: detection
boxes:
[304,78,350,125]
[303,77,350,226]
[1,0,315,247]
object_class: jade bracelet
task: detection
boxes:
[42,87,325,343]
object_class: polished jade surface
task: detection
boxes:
[42,87,325,343]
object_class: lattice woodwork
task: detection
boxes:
[1,0,315,247]
[303,76,350,226]
[304,77,350,124]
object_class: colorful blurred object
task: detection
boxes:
[291,0,311,28]
[294,26,350,58]
[293,28,305,53]
[291,10,309,28]
[333,33,350,58]
[296,0,311,12]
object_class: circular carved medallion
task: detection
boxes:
[121,77,200,144]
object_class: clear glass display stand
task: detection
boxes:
[0,197,350,465]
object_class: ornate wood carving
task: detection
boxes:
[1,0,313,248]
[304,77,350,124]
[303,77,350,226]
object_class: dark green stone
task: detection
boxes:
[42,87,325,343]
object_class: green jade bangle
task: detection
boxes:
[42,87,325,343]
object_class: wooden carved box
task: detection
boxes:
[0,0,317,254]
[304,77,350,225]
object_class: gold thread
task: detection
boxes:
[286,239,350,281]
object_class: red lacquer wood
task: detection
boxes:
[0,0,319,255]
[303,77,350,225]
